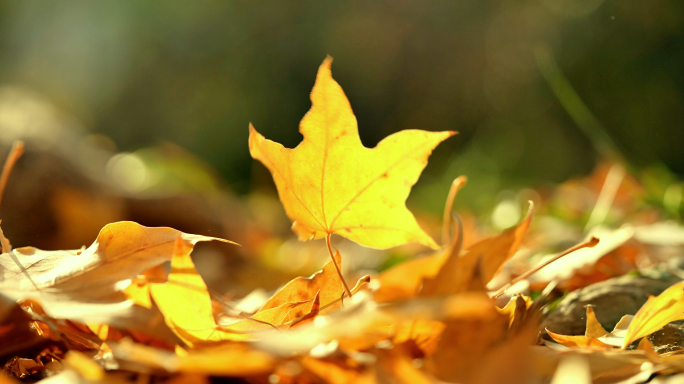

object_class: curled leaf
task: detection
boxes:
[421,202,533,296]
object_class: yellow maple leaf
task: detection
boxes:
[249,57,455,250]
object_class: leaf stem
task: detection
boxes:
[492,236,600,299]
[326,234,352,298]
[441,176,467,247]
[0,141,24,211]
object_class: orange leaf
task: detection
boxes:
[258,249,346,315]
[249,56,454,250]
[585,305,609,339]
[546,305,615,349]
[547,330,613,348]
[374,252,443,303]
[421,202,533,296]
[0,220,10,254]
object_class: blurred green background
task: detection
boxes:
[0,0,682,214]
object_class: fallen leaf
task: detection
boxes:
[258,291,497,357]
[373,345,436,384]
[391,320,445,357]
[585,305,610,339]
[149,236,235,346]
[533,348,655,383]
[149,238,331,345]
[469,325,539,384]
[249,56,454,250]
[300,355,370,384]
[0,221,233,339]
[123,277,152,309]
[498,295,532,328]
[549,355,591,384]
[425,310,510,383]
[0,221,10,254]
[598,315,632,347]
[224,296,318,334]
[258,249,346,315]
[3,357,42,380]
[0,221,233,301]
[546,305,614,349]
[421,202,533,296]
[63,351,104,381]
[622,280,684,348]
[547,331,614,349]
[110,339,275,376]
[374,252,443,303]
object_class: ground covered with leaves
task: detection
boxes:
[2,58,684,384]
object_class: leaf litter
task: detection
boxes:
[1,58,684,384]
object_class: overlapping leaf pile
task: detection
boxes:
[1,58,684,384]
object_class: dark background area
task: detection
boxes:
[0,0,682,214]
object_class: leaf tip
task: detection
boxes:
[587,236,600,248]
[317,56,335,81]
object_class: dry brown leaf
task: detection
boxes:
[622,280,684,348]
[421,202,533,296]
[249,57,454,250]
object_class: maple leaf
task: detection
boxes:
[249,56,455,250]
